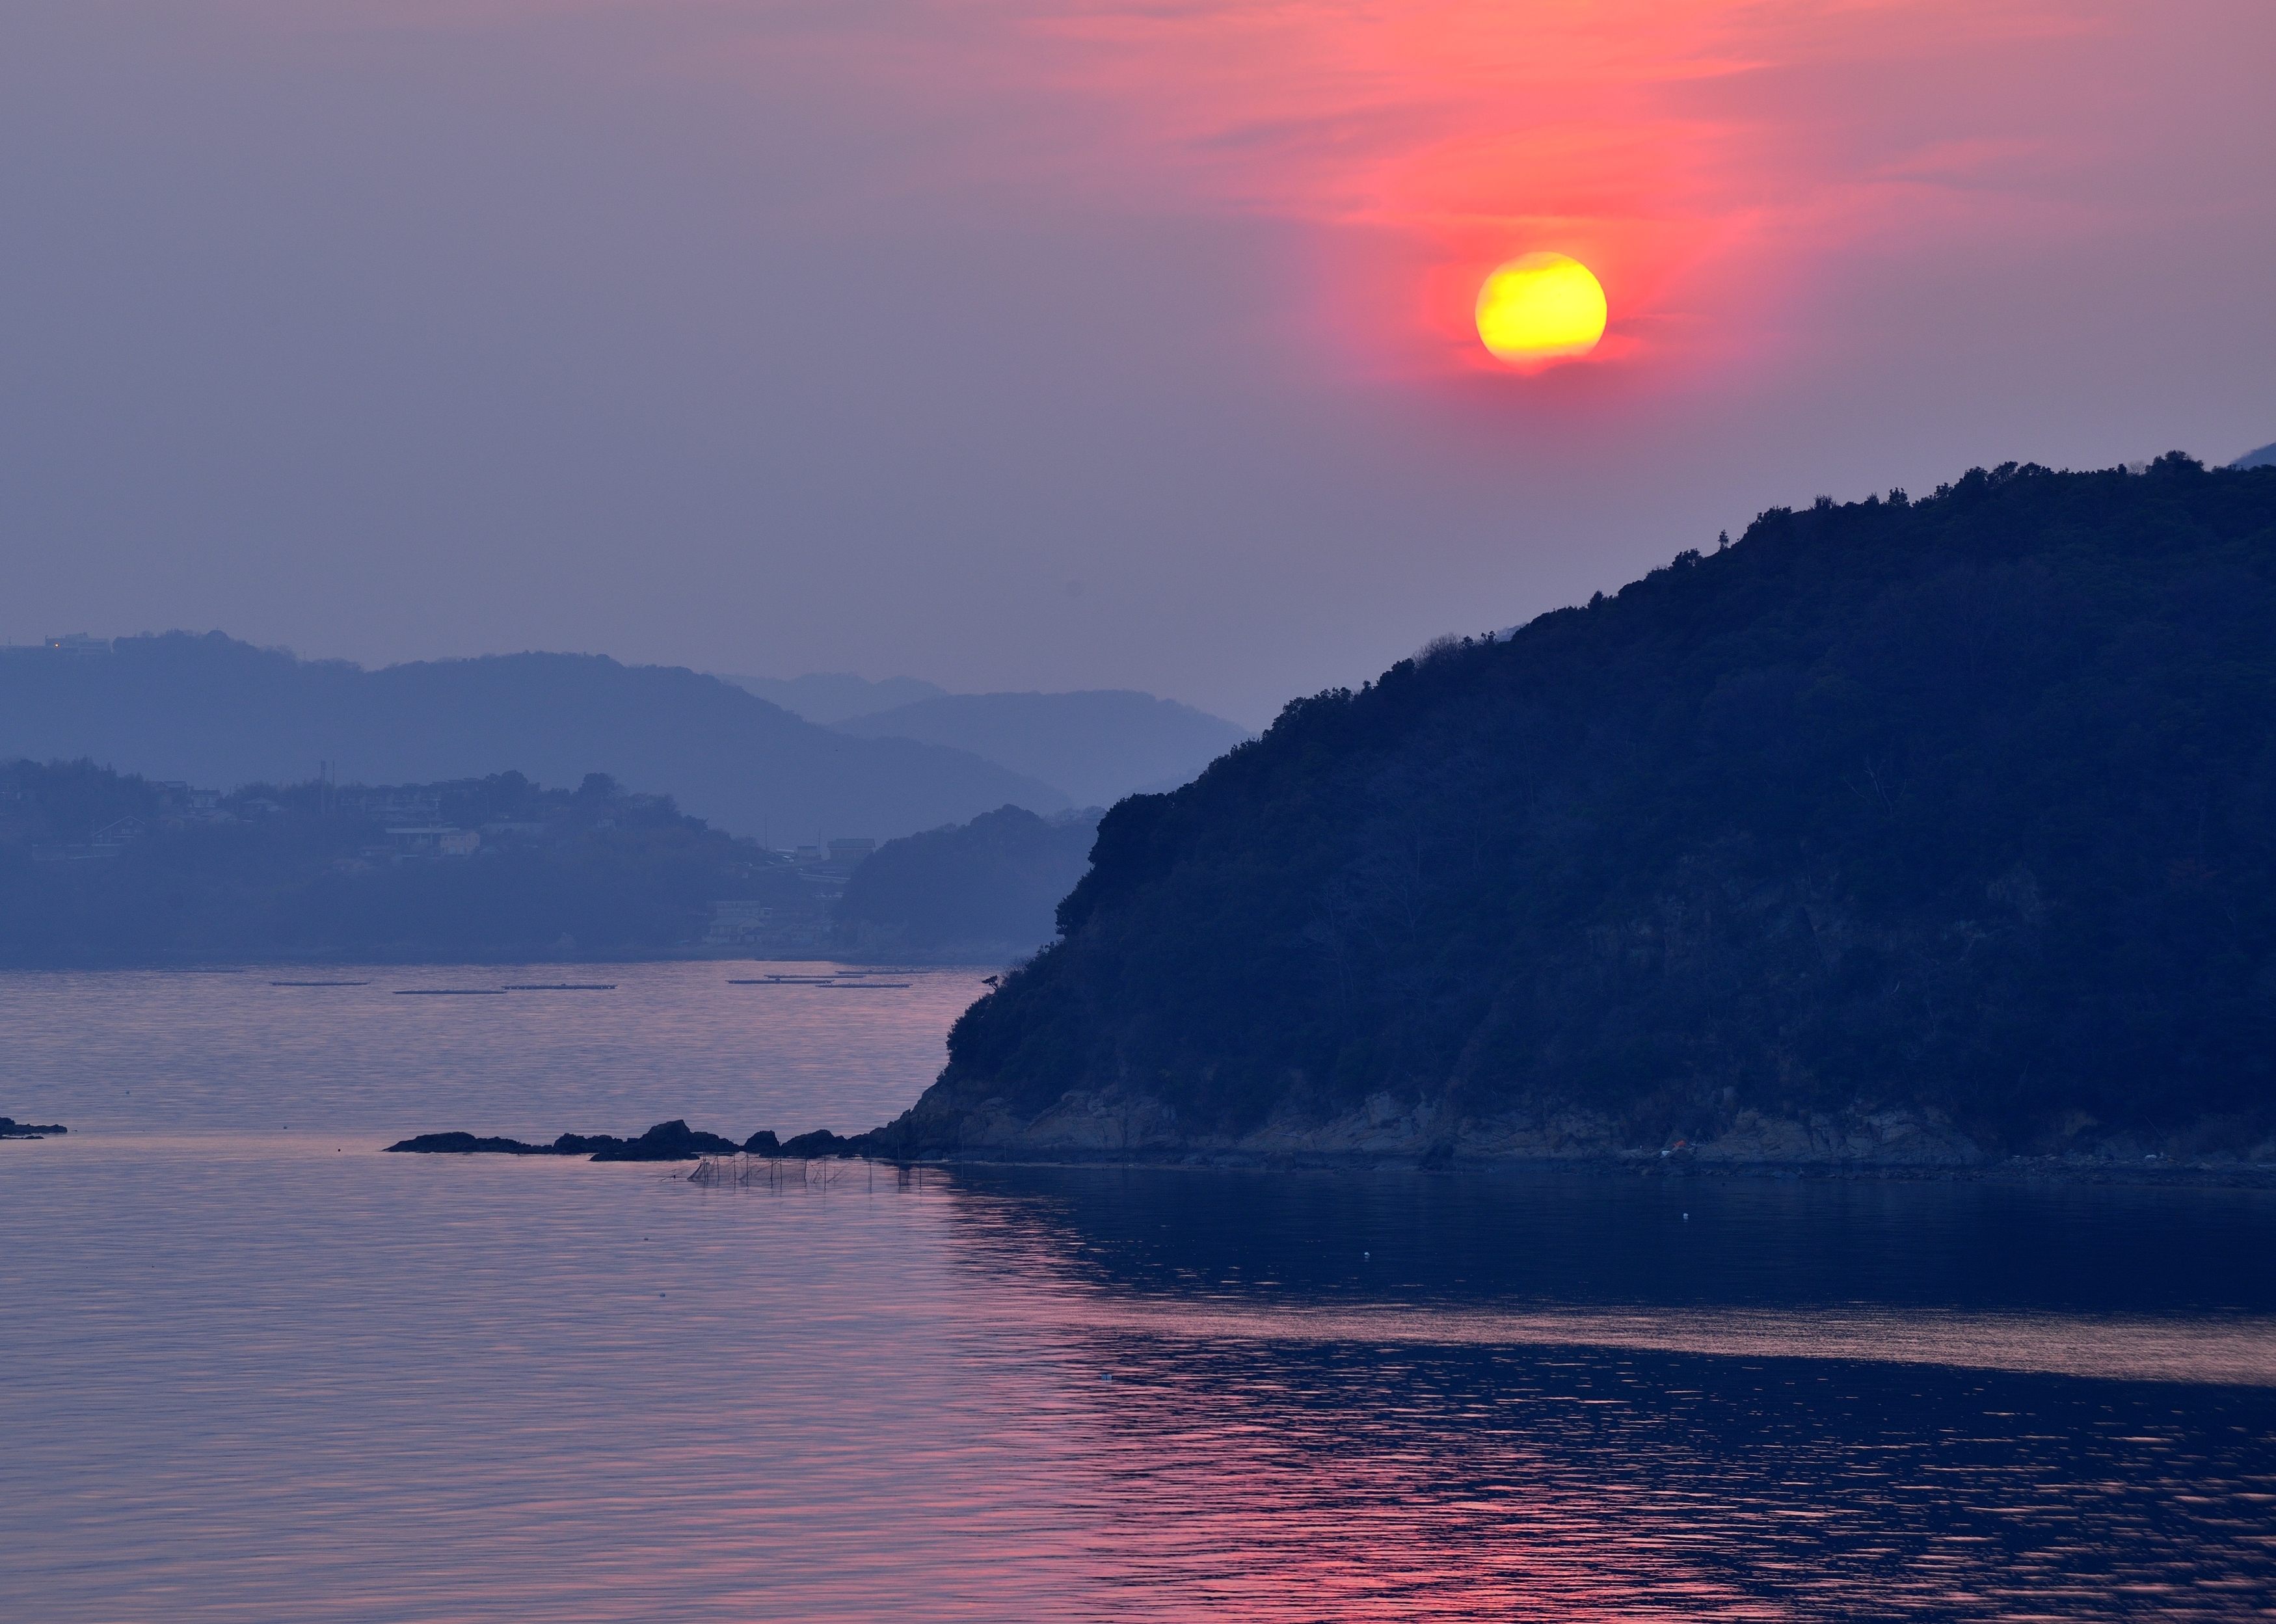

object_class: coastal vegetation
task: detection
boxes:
[877,457,2276,1161]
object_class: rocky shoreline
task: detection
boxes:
[863,1089,2276,1188]
[382,1098,2276,1188]
[910,1147,2276,1190]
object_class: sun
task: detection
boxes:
[1475,253,1607,369]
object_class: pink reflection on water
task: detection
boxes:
[1051,1300,2276,1388]
[924,1176,2276,1621]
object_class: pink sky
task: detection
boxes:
[3,0,2269,720]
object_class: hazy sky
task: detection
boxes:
[5,0,2269,726]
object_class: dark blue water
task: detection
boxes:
[953,1162,2276,1316]
[1,966,2271,1619]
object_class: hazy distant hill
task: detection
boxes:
[718,672,949,725]
[874,456,2276,1166]
[835,805,1101,963]
[834,691,1253,808]
[2234,441,2276,470]
[0,635,1066,841]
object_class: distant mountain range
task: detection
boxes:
[719,670,1255,805]
[0,633,1065,842]
[2234,441,2276,471]
[717,672,950,725]
[832,691,1253,808]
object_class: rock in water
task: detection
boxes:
[385,1121,742,1160]
[385,1132,562,1154]
[587,1121,743,1162]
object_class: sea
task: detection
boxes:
[2,962,2271,1621]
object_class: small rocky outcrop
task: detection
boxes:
[777,1129,862,1158]
[386,1120,853,1161]
[386,1131,553,1154]
[588,1121,743,1162]
[0,1116,67,1139]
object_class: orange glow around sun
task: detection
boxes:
[1474,254,1608,369]
[710,0,2149,384]
[994,0,2138,381]
[981,0,1806,378]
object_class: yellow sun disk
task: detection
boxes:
[1475,253,1607,366]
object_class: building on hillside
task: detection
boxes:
[356,790,443,821]
[386,825,458,855]
[154,784,228,826]
[183,789,234,824]
[1,632,113,658]
[827,838,876,869]
[705,899,774,945]
[438,829,481,857]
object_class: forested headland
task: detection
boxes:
[872,457,2276,1166]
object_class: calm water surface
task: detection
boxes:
[2,964,2272,1621]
